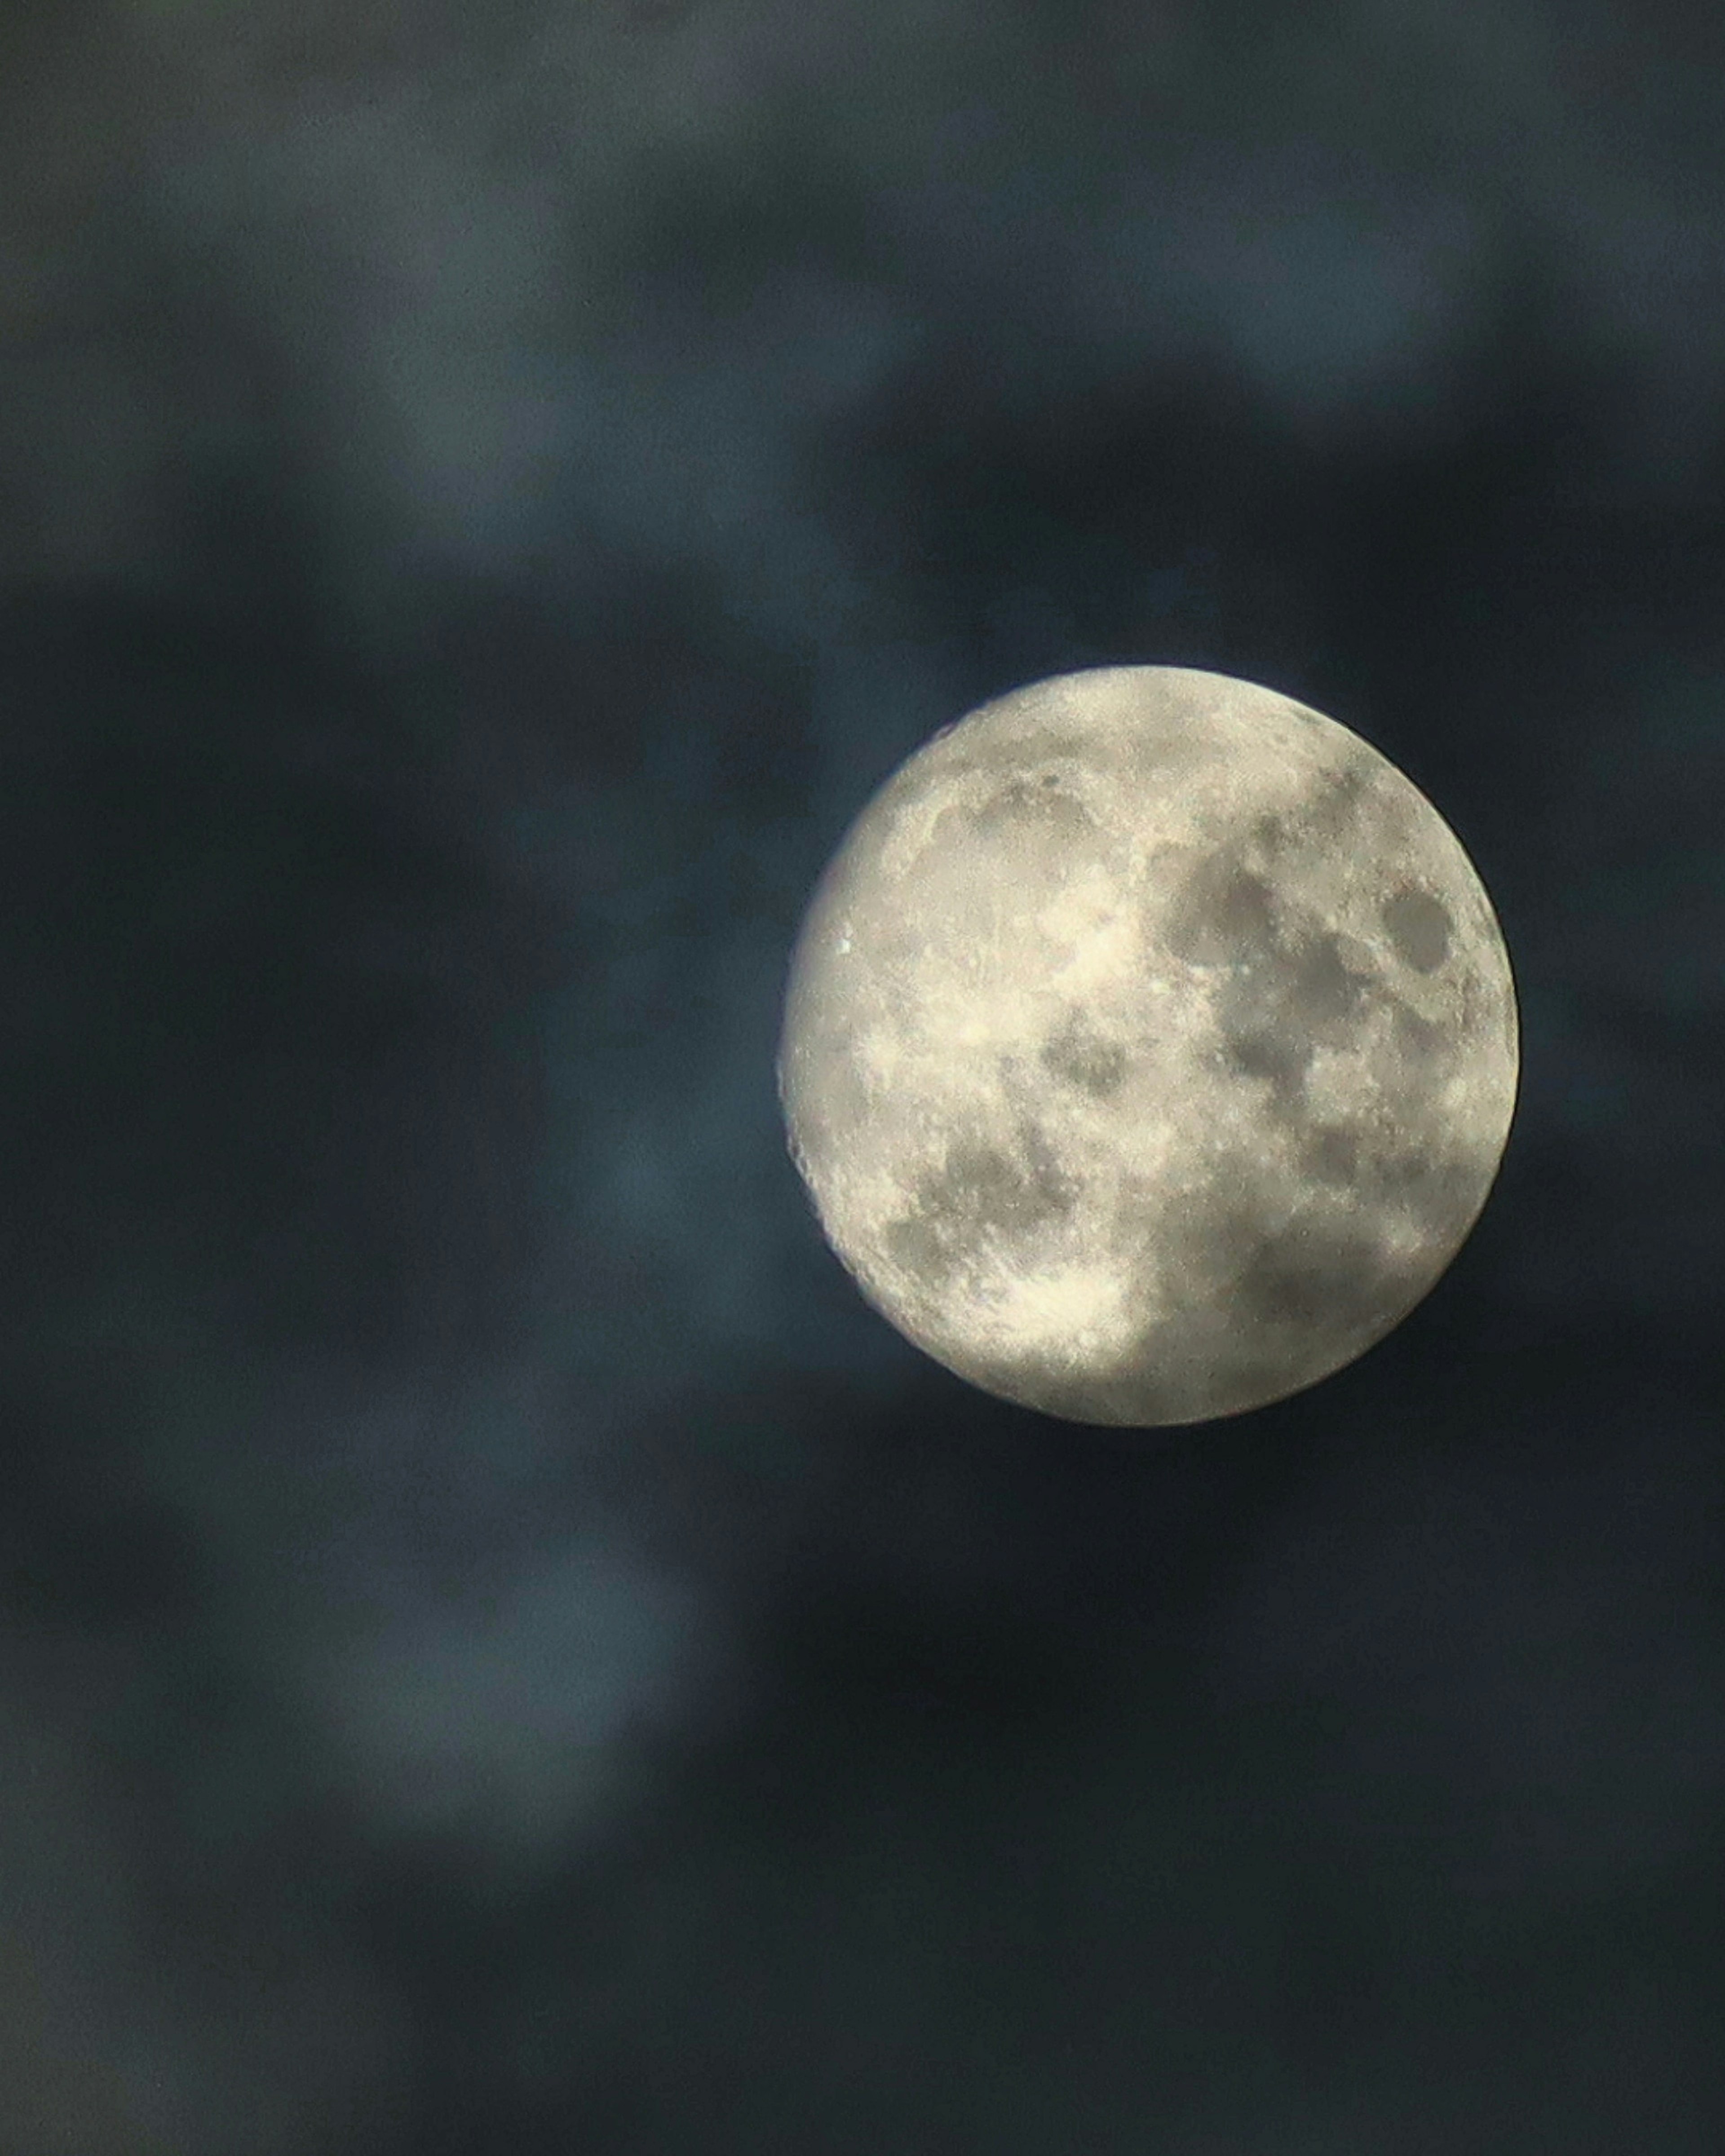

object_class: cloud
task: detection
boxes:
[0,1638,410,2156]
[309,1532,705,1867]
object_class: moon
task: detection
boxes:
[777,665,1520,1427]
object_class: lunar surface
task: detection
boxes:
[778,666,1520,1426]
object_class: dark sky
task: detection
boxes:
[2,3,1721,2150]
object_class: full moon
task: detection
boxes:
[778,665,1520,1426]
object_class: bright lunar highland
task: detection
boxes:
[778,666,1520,1426]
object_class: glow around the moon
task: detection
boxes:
[778,666,1520,1427]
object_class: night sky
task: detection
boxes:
[2,4,1721,2151]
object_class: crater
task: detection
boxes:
[887,1131,1077,1280]
[1164,852,1279,967]
[1287,933,1372,1027]
[971,777,1095,837]
[1300,759,1371,843]
[1303,1126,1360,1185]
[1040,1020,1129,1098]
[1212,927,1372,1112]
[1230,1218,1419,1341]
[883,1210,955,1284]
[1387,1002,1449,1070]
[1380,1151,1482,1239]
[1382,886,1452,972]
[1223,1023,1312,1104]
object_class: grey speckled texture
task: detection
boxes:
[780,667,1519,1423]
